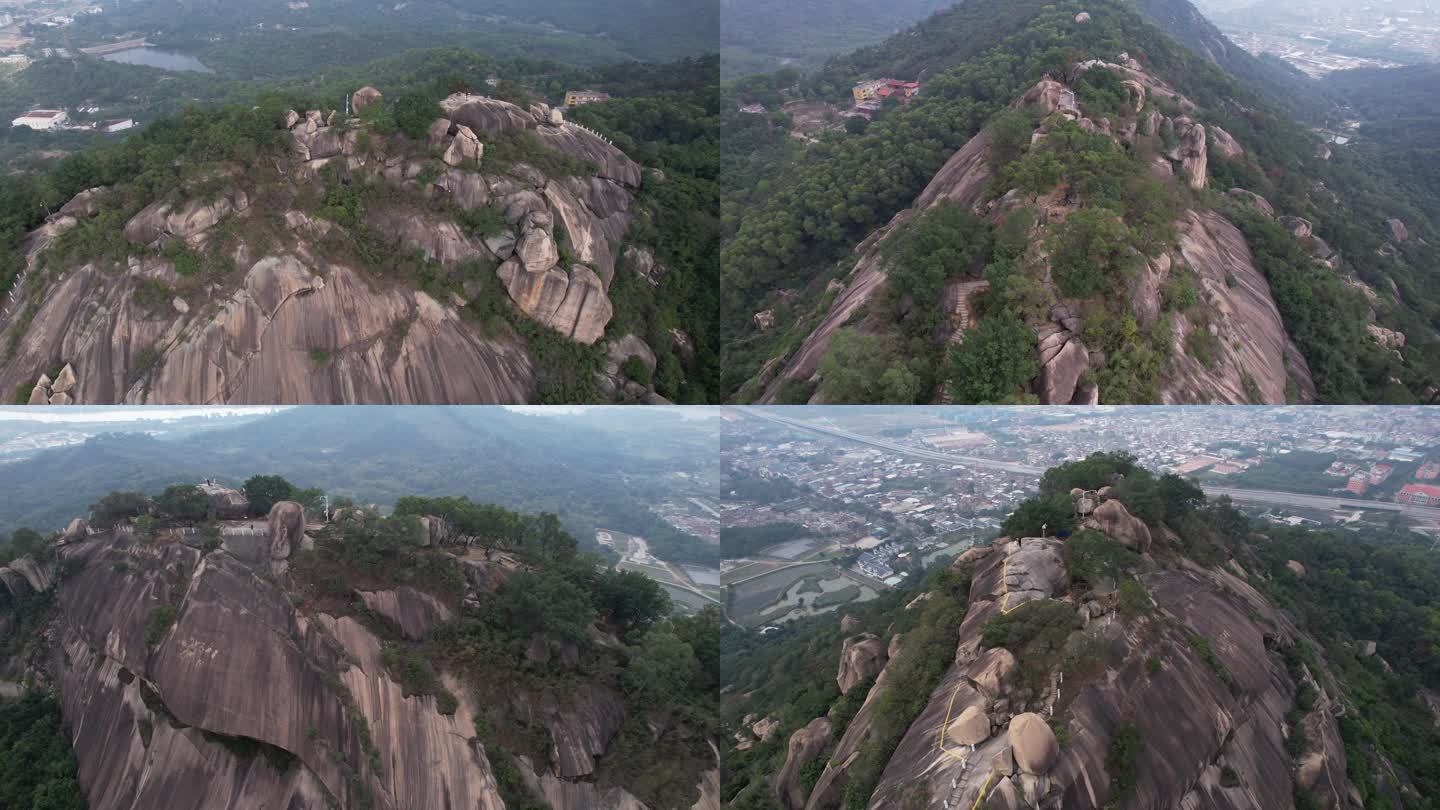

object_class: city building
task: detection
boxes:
[1345,474,1368,495]
[738,103,767,114]
[11,109,68,130]
[563,90,611,106]
[98,118,135,133]
[1396,484,1440,507]
[1416,461,1439,481]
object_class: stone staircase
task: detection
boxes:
[936,279,990,403]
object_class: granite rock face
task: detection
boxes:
[749,66,1311,405]
[798,526,1367,810]
[19,517,674,809]
[837,634,889,694]
[0,92,663,403]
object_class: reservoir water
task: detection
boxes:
[101,47,213,73]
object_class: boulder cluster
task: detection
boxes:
[26,362,78,405]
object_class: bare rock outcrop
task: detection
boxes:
[439,93,641,188]
[1168,116,1208,189]
[0,253,535,404]
[775,717,833,809]
[1367,323,1406,350]
[443,124,483,167]
[357,586,453,640]
[1035,323,1088,405]
[857,530,1362,810]
[1083,498,1152,551]
[837,634,889,694]
[1163,209,1315,404]
[1228,188,1274,217]
[1008,713,1059,774]
[1208,125,1243,159]
[267,500,305,573]
[123,193,242,246]
[498,259,612,344]
[351,85,382,112]
[1386,218,1408,242]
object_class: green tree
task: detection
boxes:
[623,627,700,705]
[946,318,1039,403]
[156,484,209,522]
[507,568,596,644]
[89,491,151,530]
[817,329,921,404]
[1048,208,1137,298]
[242,475,295,516]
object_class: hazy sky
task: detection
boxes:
[0,406,286,424]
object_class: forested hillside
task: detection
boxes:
[0,50,719,405]
[723,453,1440,809]
[719,0,953,77]
[721,0,1438,405]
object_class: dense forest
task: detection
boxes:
[0,693,86,810]
[720,0,1438,404]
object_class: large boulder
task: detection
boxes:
[946,704,991,746]
[267,501,306,572]
[351,85,382,112]
[1084,499,1151,552]
[1170,117,1208,190]
[496,259,612,345]
[1228,188,1274,217]
[443,124,483,167]
[1007,713,1059,775]
[774,717,833,809]
[971,647,1018,696]
[1036,324,1088,405]
[1003,537,1067,606]
[60,517,89,543]
[1386,218,1408,242]
[837,634,889,694]
[1208,125,1243,159]
[51,363,77,394]
[6,555,52,593]
[123,195,237,245]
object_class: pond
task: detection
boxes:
[101,47,213,73]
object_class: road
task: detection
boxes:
[738,408,1440,524]
[1202,486,1440,522]
[739,408,1045,475]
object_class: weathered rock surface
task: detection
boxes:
[497,259,612,344]
[837,634,889,694]
[854,531,1361,810]
[351,85,382,112]
[440,93,641,188]
[1208,125,1244,159]
[50,532,505,810]
[750,68,1310,406]
[357,586,453,640]
[1083,498,1152,551]
[1008,713,1059,774]
[775,717,833,809]
[1163,209,1315,404]
[0,254,535,403]
[1,88,665,404]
